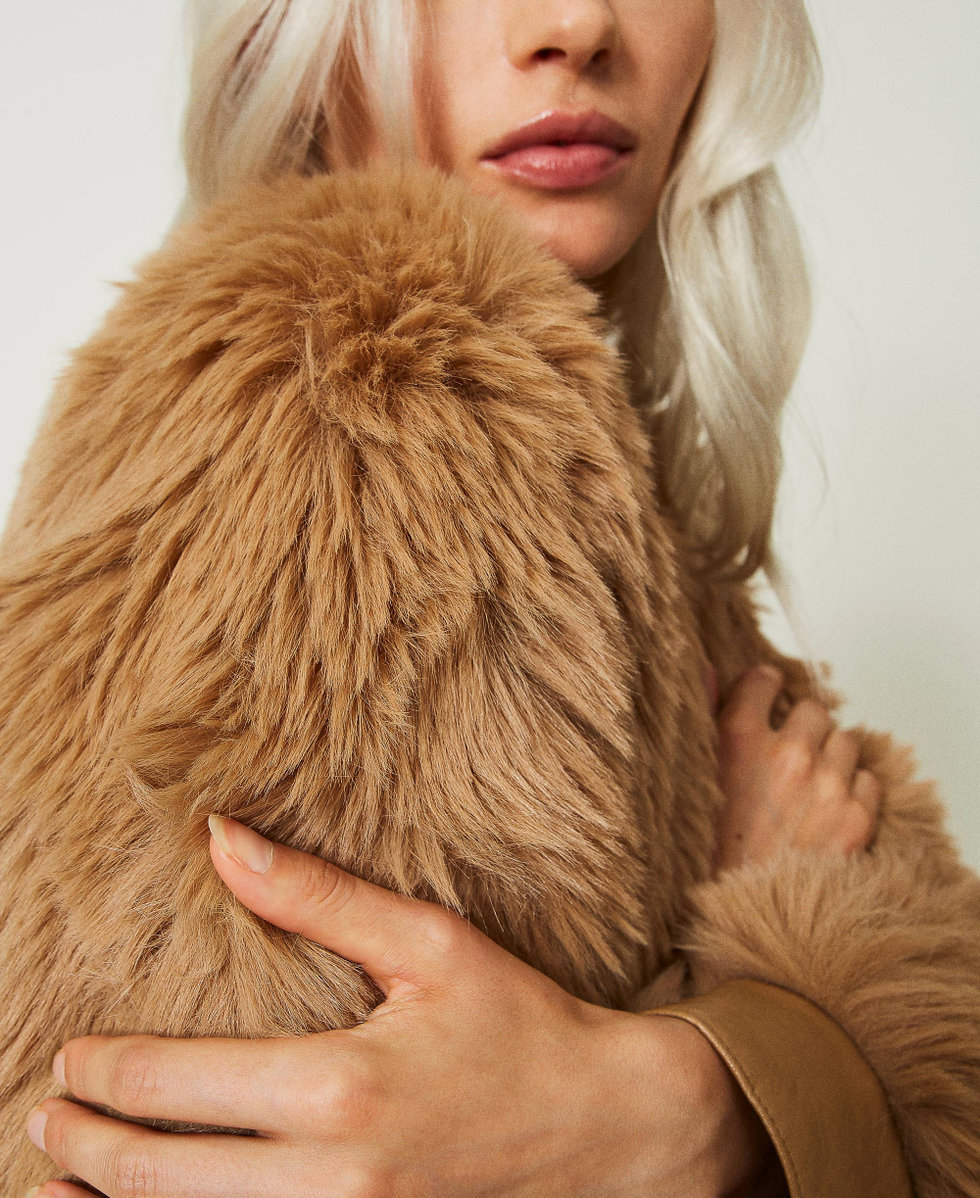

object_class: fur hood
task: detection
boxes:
[0,166,978,1195]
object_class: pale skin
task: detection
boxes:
[26,1,883,1194]
[712,666,882,874]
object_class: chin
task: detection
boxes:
[535,228,634,281]
[461,168,646,280]
[510,198,645,280]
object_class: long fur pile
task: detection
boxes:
[0,166,977,1194]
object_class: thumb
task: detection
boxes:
[207,814,464,999]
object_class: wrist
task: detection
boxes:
[632,1011,780,1195]
[704,1042,784,1197]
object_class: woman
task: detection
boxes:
[5,1,979,1195]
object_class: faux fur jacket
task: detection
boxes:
[0,166,977,1196]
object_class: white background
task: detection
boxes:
[2,2,977,867]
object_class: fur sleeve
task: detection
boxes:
[679,584,980,1197]
[0,167,711,1187]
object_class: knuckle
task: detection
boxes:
[841,804,876,851]
[772,737,814,782]
[418,904,469,959]
[855,768,883,805]
[105,1133,165,1198]
[304,1061,383,1137]
[829,729,862,768]
[343,1166,398,1198]
[814,764,850,807]
[298,857,355,921]
[307,1071,353,1124]
[793,697,830,722]
[107,1042,162,1114]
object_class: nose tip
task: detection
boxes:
[508,3,619,73]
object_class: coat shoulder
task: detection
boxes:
[4,167,638,557]
[124,166,625,423]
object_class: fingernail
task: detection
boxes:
[26,1188,43,1197]
[52,1050,66,1088]
[208,814,274,874]
[26,1106,47,1152]
[759,663,783,682]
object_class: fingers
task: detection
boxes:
[26,1184,92,1198]
[27,1097,276,1197]
[822,727,861,777]
[717,665,784,735]
[721,665,838,752]
[208,815,482,997]
[715,665,885,869]
[823,731,882,850]
[848,769,883,845]
[51,1031,344,1135]
[781,697,834,748]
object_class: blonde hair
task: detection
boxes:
[181,0,820,583]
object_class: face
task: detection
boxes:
[414,0,716,280]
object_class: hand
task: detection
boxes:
[713,664,883,873]
[25,817,774,1197]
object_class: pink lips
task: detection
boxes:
[481,110,636,190]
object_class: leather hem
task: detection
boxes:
[644,978,913,1198]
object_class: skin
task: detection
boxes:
[25,3,882,1193]
[713,666,882,873]
[415,0,716,280]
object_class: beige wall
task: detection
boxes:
[764,0,980,867]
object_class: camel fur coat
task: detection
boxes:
[0,167,978,1196]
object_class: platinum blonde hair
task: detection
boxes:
[181,0,820,583]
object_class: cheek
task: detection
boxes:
[640,8,716,160]
[412,7,496,172]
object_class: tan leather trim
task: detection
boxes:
[646,978,912,1198]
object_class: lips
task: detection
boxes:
[481,109,637,190]
[483,110,637,159]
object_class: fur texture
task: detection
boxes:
[0,167,977,1195]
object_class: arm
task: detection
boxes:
[678,818,980,1197]
[634,663,909,1197]
[670,582,980,1198]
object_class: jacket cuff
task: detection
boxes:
[645,978,912,1198]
